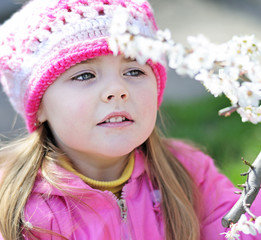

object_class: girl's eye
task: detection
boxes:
[72,72,95,81]
[124,69,145,77]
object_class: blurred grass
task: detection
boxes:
[159,94,261,185]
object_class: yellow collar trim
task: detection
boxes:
[60,153,135,195]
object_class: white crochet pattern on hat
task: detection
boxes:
[0,0,157,117]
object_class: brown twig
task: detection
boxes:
[218,105,239,117]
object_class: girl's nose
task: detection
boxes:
[101,80,129,103]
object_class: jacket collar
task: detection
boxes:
[32,148,146,196]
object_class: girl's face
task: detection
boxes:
[38,55,157,170]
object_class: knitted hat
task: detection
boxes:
[0,0,167,132]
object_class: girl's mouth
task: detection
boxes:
[97,112,134,126]
[104,116,128,123]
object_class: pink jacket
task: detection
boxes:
[3,140,261,239]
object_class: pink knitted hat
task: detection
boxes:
[0,0,167,132]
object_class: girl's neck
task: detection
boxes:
[61,151,132,181]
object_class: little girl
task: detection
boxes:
[0,0,260,240]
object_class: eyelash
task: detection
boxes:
[71,69,145,82]
[72,72,95,81]
[124,69,145,77]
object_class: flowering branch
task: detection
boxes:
[222,152,261,228]
[220,154,261,239]
[108,8,261,124]
[221,214,261,239]
[107,8,261,239]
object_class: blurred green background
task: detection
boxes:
[160,94,261,186]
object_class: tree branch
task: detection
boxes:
[218,105,239,117]
[222,152,261,228]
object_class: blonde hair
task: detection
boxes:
[0,125,200,240]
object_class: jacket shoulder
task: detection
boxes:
[23,193,73,239]
[167,139,240,237]
[166,139,216,184]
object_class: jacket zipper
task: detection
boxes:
[118,199,128,222]
[118,198,133,240]
[105,184,134,239]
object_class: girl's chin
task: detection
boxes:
[99,149,135,158]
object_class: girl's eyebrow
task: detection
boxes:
[79,58,99,64]
[78,57,137,65]
[122,57,136,63]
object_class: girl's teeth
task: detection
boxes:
[105,117,126,123]
[111,117,117,123]
[116,117,121,122]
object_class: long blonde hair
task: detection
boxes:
[0,124,200,240]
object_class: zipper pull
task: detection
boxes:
[118,199,128,221]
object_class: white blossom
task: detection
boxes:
[187,34,211,50]
[254,216,261,234]
[143,39,165,63]
[221,215,261,239]
[246,63,261,82]
[237,82,261,108]
[128,24,140,36]
[107,36,119,56]
[237,214,257,235]
[116,34,133,54]
[232,35,259,57]
[157,29,172,42]
[167,44,185,69]
[186,35,216,70]
[231,55,252,72]
[195,70,223,97]
[175,62,195,78]
[237,106,261,124]
[221,224,240,240]
[215,43,229,62]
[134,36,154,64]
[218,68,240,105]
[184,48,214,73]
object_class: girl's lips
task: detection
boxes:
[97,111,134,126]
[98,121,134,128]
